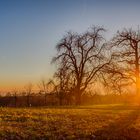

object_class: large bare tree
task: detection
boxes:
[52,26,110,105]
[108,28,140,96]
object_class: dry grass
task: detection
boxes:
[0,104,140,139]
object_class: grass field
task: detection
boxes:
[0,104,140,140]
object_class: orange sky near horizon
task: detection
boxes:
[0,0,140,91]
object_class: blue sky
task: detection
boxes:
[0,0,140,91]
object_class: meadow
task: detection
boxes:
[0,104,140,140]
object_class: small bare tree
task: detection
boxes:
[38,79,48,105]
[38,79,54,105]
[24,83,33,107]
[12,89,17,107]
[53,65,73,105]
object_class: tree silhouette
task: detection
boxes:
[24,83,33,107]
[52,26,110,105]
[38,79,49,105]
[53,65,74,105]
[109,28,140,96]
[12,89,17,107]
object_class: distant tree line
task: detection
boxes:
[0,90,136,107]
[1,25,140,106]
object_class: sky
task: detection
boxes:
[0,0,140,91]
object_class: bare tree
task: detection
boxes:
[52,26,110,105]
[38,78,55,105]
[109,28,140,96]
[24,83,33,107]
[12,89,17,107]
[38,79,48,105]
[53,65,74,105]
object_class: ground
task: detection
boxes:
[0,104,140,139]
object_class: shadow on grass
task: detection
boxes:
[93,107,140,140]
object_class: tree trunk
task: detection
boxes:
[59,97,62,106]
[75,88,82,105]
[44,93,47,106]
[59,91,63,106]
[136,76,140,95]
[135,46,140,96]
[14,95,17,107]
[27,95,30,107]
